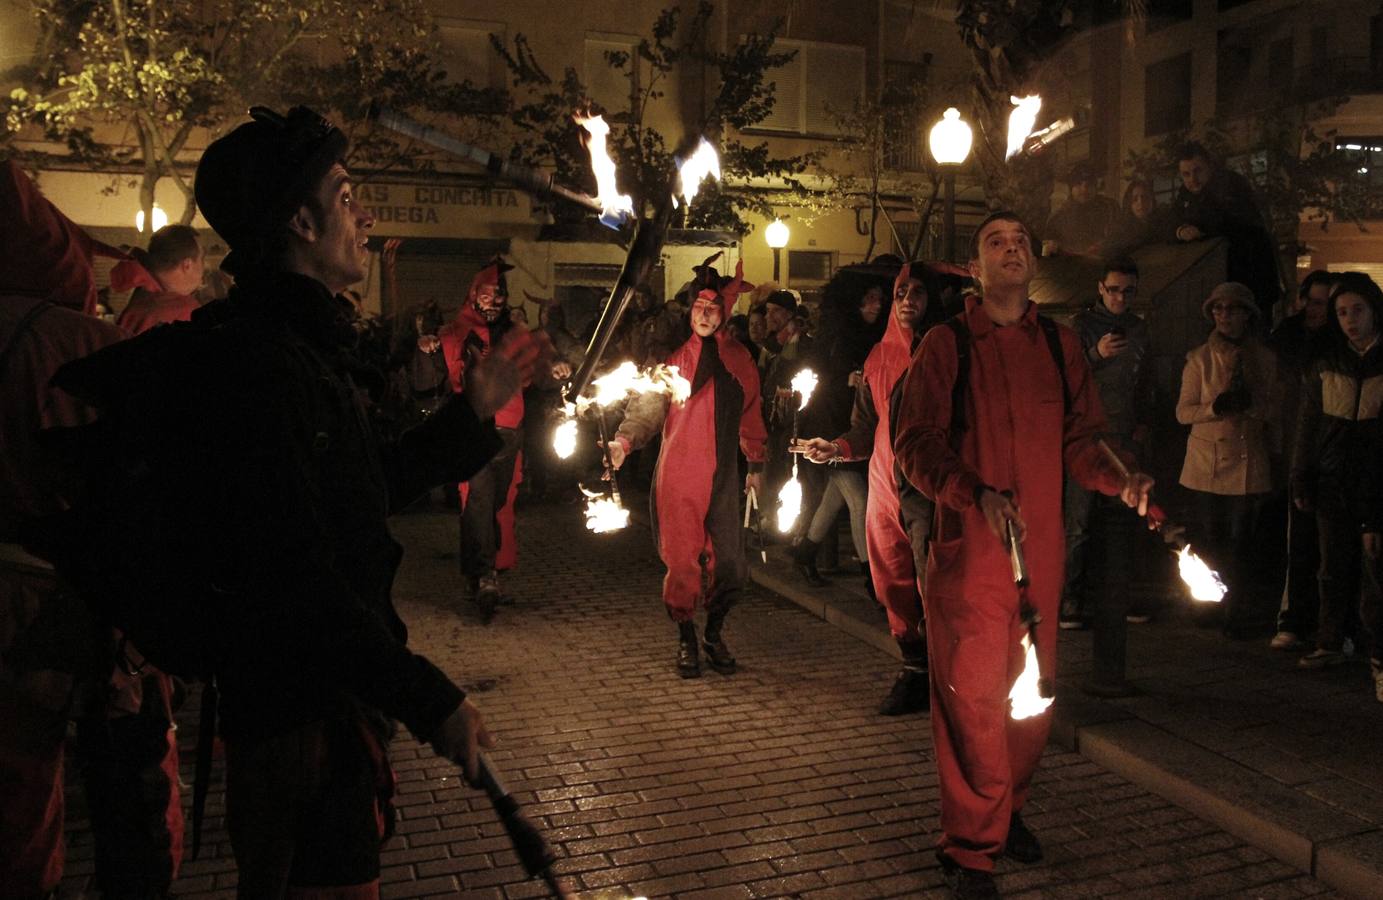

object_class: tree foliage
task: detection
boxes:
[486,1,820,233]
[4,0,495,229]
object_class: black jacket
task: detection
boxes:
[1292,338,1383,530]
[53,270,502,742]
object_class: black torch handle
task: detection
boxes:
[369,105,603,215]
[470,752,569,898]
[565,193,676,404]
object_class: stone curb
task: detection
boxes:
[745,555,1383,900]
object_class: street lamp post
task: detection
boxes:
[928,108,973,263]
[765,218,789,282]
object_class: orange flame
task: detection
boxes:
[580,487,630,533]
[574,113,634,224]
[791,368,818,411]
[1006,95,1042,160]
[1177,544,1227,603]
[1009,633,1053,720]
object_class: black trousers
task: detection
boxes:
[459,426,521,577]
[1192,491,1269,629]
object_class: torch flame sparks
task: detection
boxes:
[1177,544,1227,603]
[582,361,691,411]
[776,472,802,532]
[1009,634,1053,720]
[1005,95,1043,160]
[790,368,818,411]
[580,487,630,533]
[552,404,578,460]
[676,138,721,207]
[574,114,634,226]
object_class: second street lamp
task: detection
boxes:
[928,107,973,263]
[765,218,789,282]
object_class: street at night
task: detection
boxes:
[52,501,1348,899]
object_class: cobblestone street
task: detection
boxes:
[62,501,1344,899]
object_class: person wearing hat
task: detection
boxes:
[1042,161,1120,257]
[607,261,767,677]
[441,257,528,622]
[893,211,1152,898]
[1291,272,1383,699]
[1177,281,1280,637]
[49,106,546,896]
[111,224,205,335]
[798,261,941,716]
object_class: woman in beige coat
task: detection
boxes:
[1177,282,1279,636]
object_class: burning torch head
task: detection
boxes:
[470,256,513,323]
[195,106,348,279]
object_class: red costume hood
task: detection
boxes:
[0,160,125,313]
[109,258,165,294]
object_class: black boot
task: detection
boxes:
[880,637,929,715]
[677,622,700,678]
[1004,810,1043,864]
[701,608,737,674]
[792,539,829,587]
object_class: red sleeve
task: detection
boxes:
[892,326,985,511]
[439,326,466,393]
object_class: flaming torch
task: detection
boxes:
[1096,440,1227,603]
[1003,497,1055,720]
[573,113,635,228]
[1005,95,1043,160]
[775,368,819,533]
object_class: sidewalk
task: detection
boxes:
[747,543,1383,899]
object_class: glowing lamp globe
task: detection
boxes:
[135,204,168,234]
[765,218,790,250]
[929,108,973,166]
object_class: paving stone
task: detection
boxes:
[56,506,1350,898]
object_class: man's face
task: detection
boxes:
[304,163,373,294]
[165,250,205,296]
[1129,185,1154,220]
[1069,180,1091,203]
[1210,298,1251,340]
[765,302,792,333]
[1303,283,1331,330]
[859,286,884,325]
[473,282,505,322]
[748,311,767,342]
[1336,292,1377,347]
[1098,271,1138,316]
[1179,156,1212,194]
[691,296,723,337]
[969,218,1034,292]
[893,277,927,329]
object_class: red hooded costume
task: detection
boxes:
[110,258,199,335]
[616,262,767,619]
[441,259,525,574]
[0,161,181,895]
[832,264,931,645]
[893,293,1126,872]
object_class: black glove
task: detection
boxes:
[1212,388,1252,416]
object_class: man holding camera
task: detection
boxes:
[1062,259,1153,690]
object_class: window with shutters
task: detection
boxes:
[585,36,638,117]
[752,39,866,137]
[437,20,505,90]
[787,250,833,285]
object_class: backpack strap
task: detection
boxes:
[943,315,971,448]
[1036,314,1071,417]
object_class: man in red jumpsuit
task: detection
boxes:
[608,263,767,677]
[798,262,935,715]
[441,259,525,622]
[893,212,1152,899]
[112,224,205,335]
[0,160,183,898]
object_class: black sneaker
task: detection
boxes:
[677,629,701,678]
[476,572,500,624]
[938,851,1000,900]
[879,668,930,716]
[1004,811,1042,864]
